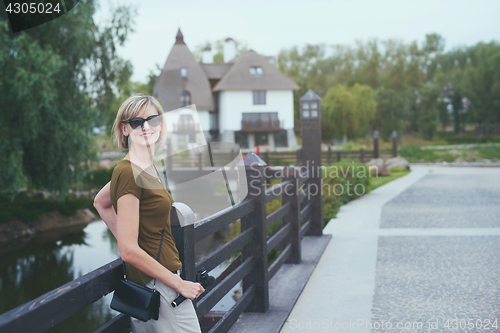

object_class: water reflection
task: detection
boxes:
[0,221,239,331]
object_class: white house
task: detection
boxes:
[153,29,299,151]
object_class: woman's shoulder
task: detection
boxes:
[111,159,137,183]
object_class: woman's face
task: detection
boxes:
[121,104,162,149]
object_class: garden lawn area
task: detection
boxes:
[368,168,411,192]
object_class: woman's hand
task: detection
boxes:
[176,280,205,300]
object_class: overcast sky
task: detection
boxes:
[94,0,500,83]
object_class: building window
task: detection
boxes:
[249,67,263,77]
[253,90,266,105]
[180,67,187,79]
[180,90,191,107]
[235,131,249,149]
[274,130,288,148]
[255,132,268,146]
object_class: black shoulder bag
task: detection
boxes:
[110,228,166,322]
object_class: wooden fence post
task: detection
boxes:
[241,153,269,313]
[392,130,398,157]
[327,145,331,165]
[167,139,173,171]
[282,166,301,264]
[336,150,341,162]
[296,148,301,166]
[263,151,269,166]
[171,210,196,284]
[360,148,364,163]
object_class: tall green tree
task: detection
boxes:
[321,83,376,141]
[373,88,412,140]
[0,0,135,195]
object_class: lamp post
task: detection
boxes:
[299,90,323,236]
[392,130,398,157]
[373,130,379,159]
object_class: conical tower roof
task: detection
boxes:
[153,29,214,111]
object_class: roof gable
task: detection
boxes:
[213,51,299,91]
[153,32,214,111]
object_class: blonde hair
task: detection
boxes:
[112,93,167,149]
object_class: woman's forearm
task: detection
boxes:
[121,244,183,290]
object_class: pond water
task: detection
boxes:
[0,221,239,332]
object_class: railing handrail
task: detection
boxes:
[0,164,315,333]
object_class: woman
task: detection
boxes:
[94,93,204,333]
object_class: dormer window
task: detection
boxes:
[180,90,191,107]
[180,67,187,79]
[249,67,263,77]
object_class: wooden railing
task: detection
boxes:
[260,147,396,167]
[0,163,316,333]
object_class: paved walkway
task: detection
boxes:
[280,166,500,332]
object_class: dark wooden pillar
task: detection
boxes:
[299,90,323,236]
[241,153,269,313]
[392,130,398,157]
[283,166,301,264]
[327,145,332,165]
[296,148,301,166]
[171,210,196,284]
[167,138,173,171]
[373,130,379,159]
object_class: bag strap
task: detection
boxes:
[122,227,166,290]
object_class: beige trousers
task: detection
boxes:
[130,270,202,333]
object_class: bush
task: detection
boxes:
[321,161,371,226]
[83,166,115,189]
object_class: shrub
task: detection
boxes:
[321,161,371,226]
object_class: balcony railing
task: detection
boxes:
[241,112,281,132]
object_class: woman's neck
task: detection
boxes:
[127,144,155,170]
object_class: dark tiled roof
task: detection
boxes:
[201,63,233,80]
[212,50,299,91]
[299,89,322,101]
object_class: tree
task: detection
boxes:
[416,84,441,140]
[193,39,248,63]
[373,88,412,141]
[0,0,135,195]
[321,84,376,141]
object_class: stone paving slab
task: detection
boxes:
[228,235,332,333]
[381,174,500,228]
[279,166,500,333]
[372,236,500,333]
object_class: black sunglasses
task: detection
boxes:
[122,114,162,130]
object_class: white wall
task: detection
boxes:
[198,110,210,133]
[218,90,294,132]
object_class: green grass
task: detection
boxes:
[368,168,411,192]
[477,145,500,160]
[399,146,456,163]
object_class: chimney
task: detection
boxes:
[202,45,213,64]
[223,37,236,62]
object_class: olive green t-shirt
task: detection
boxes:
[110,159,182,286]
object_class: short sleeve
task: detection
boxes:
[111,162,143,208]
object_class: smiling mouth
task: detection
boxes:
[140,132,154,137]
